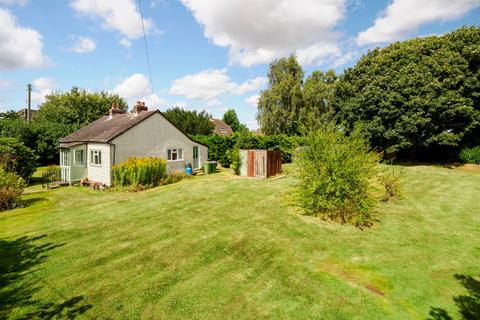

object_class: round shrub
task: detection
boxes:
[0,137,38,182]
[0,167,26,211]
[296,124,379,227]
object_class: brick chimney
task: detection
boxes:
[132,101,148,114]
[109,102,125,117]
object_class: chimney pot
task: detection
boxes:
[132,101,148,114]
[109,102,124,117]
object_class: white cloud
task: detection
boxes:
[332,50,359,68]
[31,77,57,103]
[65,35,96,53]
[245,94,259,107]
[169,69,235,101]
[296,42,341,66]
[357,0,480,45]
[0,0,28,6]
[112,73,151,98]
[180,0,346,66]
[71,0,153,40]
[112,73,167,108]
[0,8,48,70]
[231,76,267,95]
[170,69,267,102]
[206,99,222,107]
[141,94,168,108]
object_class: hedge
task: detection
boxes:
[191,133,305,166]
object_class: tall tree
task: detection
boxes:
[37,87,128,126]
[302,69,338,130]
[163,107,214,135]
[333,26,480,160]
[222,109,247,132]
[257,55,305,135]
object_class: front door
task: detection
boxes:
[193,146,199,169]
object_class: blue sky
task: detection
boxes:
[1,0,479,128]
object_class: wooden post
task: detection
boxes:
[27,83,32,123]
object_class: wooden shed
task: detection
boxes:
[239,150,282,178]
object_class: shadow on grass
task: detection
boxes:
[0,235,93,319]
[28,176,43,187]
[22,197,47,208]
[427,274,480,320]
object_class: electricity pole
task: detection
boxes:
[27,83,32,123]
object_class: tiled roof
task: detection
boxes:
[212,119,233,136]
[60,111,157,144]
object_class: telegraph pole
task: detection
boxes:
[27,83,32,123]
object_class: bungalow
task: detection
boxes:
[58,102,208,186]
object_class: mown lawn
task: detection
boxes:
[1,165,479,319]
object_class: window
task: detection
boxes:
[60,149,70,166]
[74,150,84,165]
[167,148,183,161]
[220,128,227,132]
[90,150,102,165]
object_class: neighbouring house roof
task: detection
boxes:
[59,109,208,148]
[17,108,38,121]
[212,119,233,136]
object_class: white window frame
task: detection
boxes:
[74,149,85,166]
[61,149,70,166]
[90,149,102,166]
[167,148,183,161]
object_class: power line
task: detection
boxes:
[138,0,155,95]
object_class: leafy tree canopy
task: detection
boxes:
[37,87,128,126]
[257,55,337,135]
[163,107,214,136]
[257,55,304,135]
[222,109,247,132]
[333,26,480,160]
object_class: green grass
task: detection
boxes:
[1,165,479,319]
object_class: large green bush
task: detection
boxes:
[459,146,480,164]
[0,167,26,211]
[112,157,167,187]
[296,124,379,227]
[0,137,38,182]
